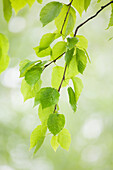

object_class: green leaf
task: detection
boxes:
[107,9,113,29]
[109,37,113,41]
[72,77,83,102]
[76,48,87,74]
[37,0,42,4]
[34,87,60,109]
[58,128,71,151]
[34,46,51,57]
[19,60,41,78]
[76,35,88,49]
[39,33,56,51]
[3,0,12,22]
[47,113,65,136]
[68,87,77,112]
[30,125,47,151]
[10,0,35,13]
[21,78,42,102]
[55,5,76,37]
[84,0,91,11]
[38,104,54,125]
[10,0,27,13]
[51,136,59,152]
[51,41,67,60]
[0,55,10,74]
[67,37,79,50]
[51,66,69,89]
[0,33,9,74]
[40,2,63,26]
[25,64,43,86]
[65,48,74,66]
[83,48,91,63]
[33,136,45,155]
[27,0,35,7]
[66,53,79,79]
[72,0,84,16]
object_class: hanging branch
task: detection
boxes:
[74,0,113,37]
[58,0,113,93]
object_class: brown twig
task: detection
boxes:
[60,0,73,34]
[53,64,67,113]
[43,52,65,70]
[74,0,113,37]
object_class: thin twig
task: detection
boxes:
[58,64,67,92]
[60,0,73,34]
[43,52,65,70]
[74,0,113,37]
[54,64,67,113]
[53,1,74,113]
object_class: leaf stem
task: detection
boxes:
[74,0,113,37]
[60,0,73,34]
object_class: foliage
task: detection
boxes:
[0,0,113,154]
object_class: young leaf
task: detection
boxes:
[21,79,42,102]
[0,55,10,74]
[76,48,87,74]
[34,46,52,58]
[0,33,10,74]
[65,48,74,66]
[40,2,63,26]
[72,0,84,16]
[55,5,76,37]
[19,60,41,77]
[67,37,79,50]
[30,125,47,151]
[27,0,35,7]
[83,48,91,63]
[72,77,83,102]
[67,87,77,112]
[25,64,43,86]
[76,35,88,49]
[107,9,113,29]
[3,0,12,22]
[37,0,42,4]
[39,33,56,51]
[47,113,65,136]
[84,0,91,11]
[10,0,35,13]
[51,66,69,89]
[34,87,60,109]
[38,104,54,125]
[51,136,59,152]
[33,136,45,155]
[10,0,27,13]
[58,128,71,151]
[51,41,67,60]
[66,54,79,79]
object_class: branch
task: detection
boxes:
[53,64,67,113]
[60,0,73,34]
[74,0,113,37]
[43,52,65,70]
[58,64,67,92]
[54,0,113,112]
[44,0,73,70]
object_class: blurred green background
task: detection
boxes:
[0,0,113,170]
